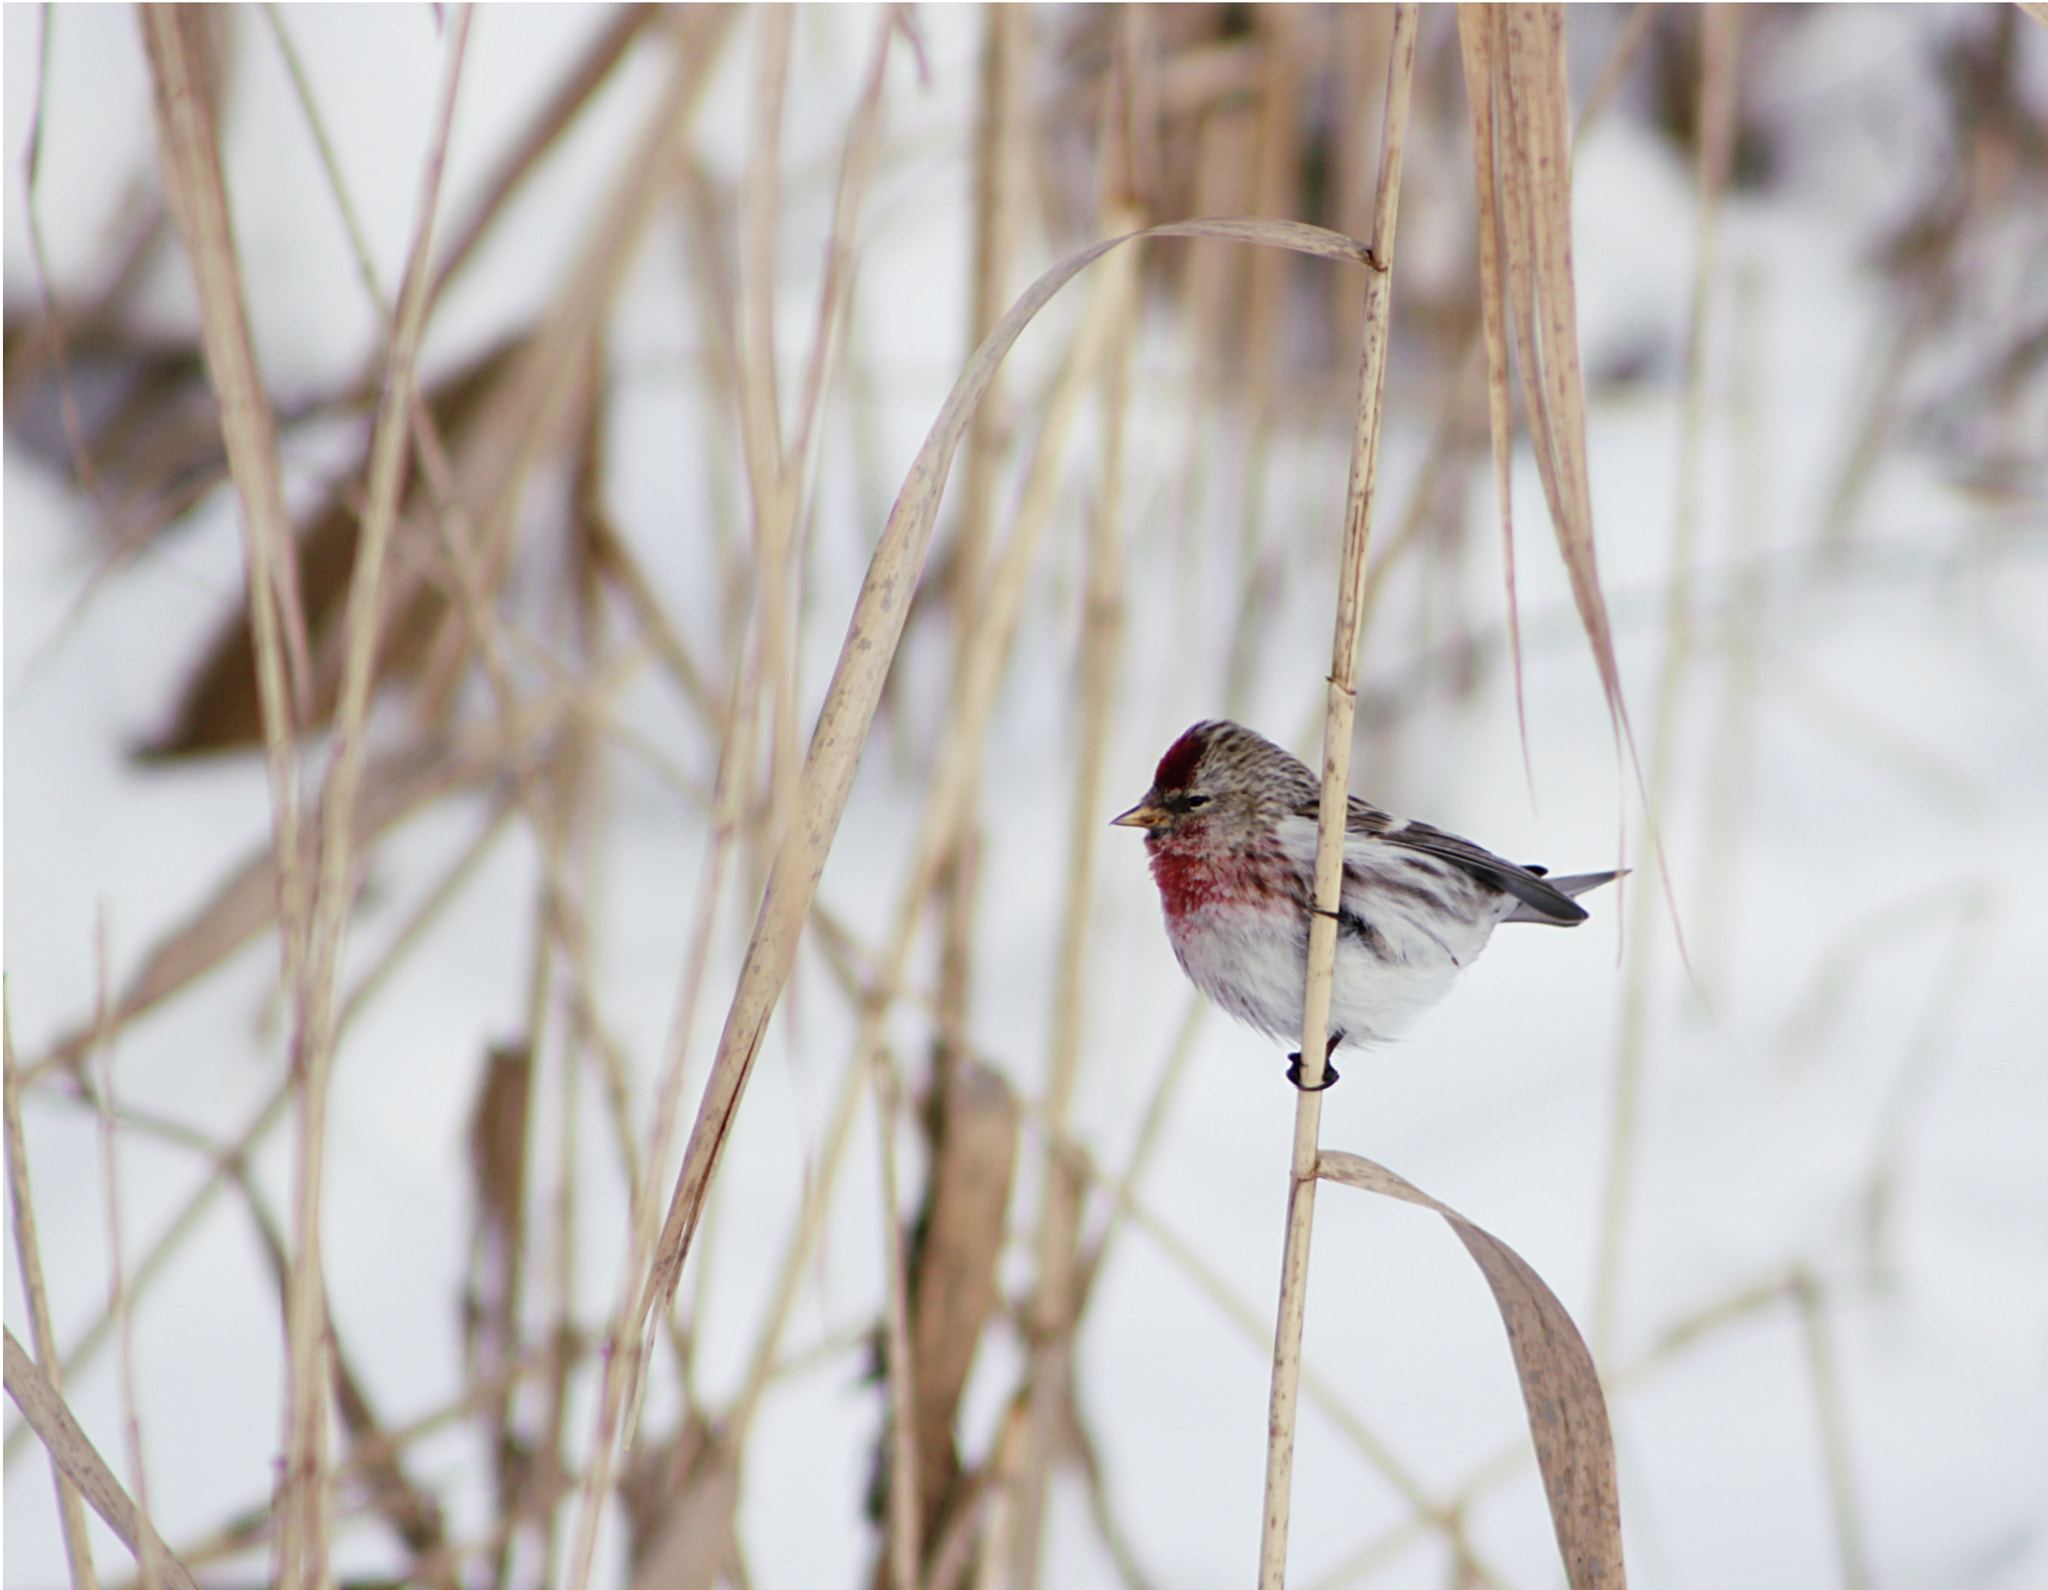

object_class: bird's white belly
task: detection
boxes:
[1166,890,1504,1049]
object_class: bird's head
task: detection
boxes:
[1111,720,1312,846]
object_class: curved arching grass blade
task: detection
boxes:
[1316,1150,1625,1590]
[639,215,1376,1323]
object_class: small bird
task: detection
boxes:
[1113,720,1618,1089]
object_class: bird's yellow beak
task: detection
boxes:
[1111,798,1168,829]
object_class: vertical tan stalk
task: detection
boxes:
[1258,11,1417,1589]
[736,5,798,849]
[139,2,312,1023]
[1793,1272,1873,1590]
[261,4,388,319]
[721,237,1141,1452]
[273,17,471,1589]
[954,3,1032,614]
[875,1060,923,1590]
[5,1009,100,1590]
[1691,264,1768,999]
[1012,189,1142,1586]
[1594,4,1738,1358]
[90,920,161,1590]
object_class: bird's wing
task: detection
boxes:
[1342,797,1592,924]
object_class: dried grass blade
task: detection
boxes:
[32,715,561,1084]
[4,1331,203,1590]
[5,1013,100,1590]
[428,4,657,305]
[237,1163,451,1575]
[140,1,312,1003]
[1458,4,1627,733]
[409,7,731,719]
[279,17,471,1583]
[1455,8,1530,777]
[1316,1151,1625,1590]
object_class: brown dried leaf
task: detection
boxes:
[139,338,527,759]
[908,1060,1019,1546]
[465,1042,534,1546]
[618,1416,742,1590]
[1315,1150,1625,1590]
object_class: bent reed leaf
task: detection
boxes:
[1316,1149,1626,1590]
[639,212,1378,1326]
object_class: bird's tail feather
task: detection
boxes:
[1503,870,1623,924]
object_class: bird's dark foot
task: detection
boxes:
[1285,1032,1343,1091]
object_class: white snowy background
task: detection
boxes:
[6,7,2046,1590]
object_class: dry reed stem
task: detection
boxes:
[4,1332,199,1590]
[1102,1162,1473,1544]
[875,1058,923,1590]
[20,7,106,507]
[261,4,387,319]
[1458,23,1531,776]
[410,8,730,722]
[139,0,313,1066]
[1594,2,1739,1358]
[1259,11,1416,1589]
[6,1010,101,1590]
[1690,263,1769,998]
[3,1076,291,1471]
[273,22,470,1583]
[954,3,1033,613]
[1011,148,1143,1576]
[1316,1152,1625,1589]
[1791,1272,1873,1590]
[25,685,589,1085]
[428,4,656,310]
[718,205,1136,1470]
[641,208,1380,1319]
[560,17,905,1571]
[737,5,799,857]
[88,927,162,1590]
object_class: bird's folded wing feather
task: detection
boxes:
[1342,797,1591,923]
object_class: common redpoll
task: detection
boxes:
[1113,720,1617,1088]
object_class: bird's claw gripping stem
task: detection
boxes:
[1285,1032,1343,1091]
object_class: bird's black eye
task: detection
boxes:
[1181,794,1211,810]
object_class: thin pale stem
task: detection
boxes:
[1258,10,1417,1588]
[5,1004,101,1590]
[1594,2,1739,1358]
